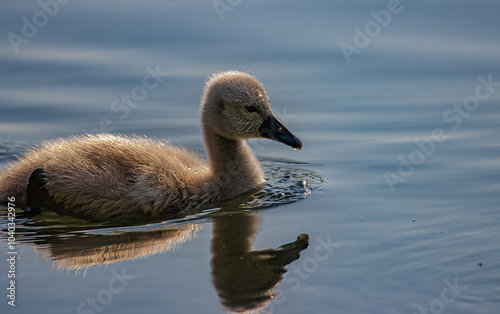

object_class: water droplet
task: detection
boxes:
[187,167,191,171]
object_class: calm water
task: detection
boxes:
[1,1,500,313]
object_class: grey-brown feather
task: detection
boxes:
[0,134,262,218]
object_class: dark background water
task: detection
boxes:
[1,1,499,313]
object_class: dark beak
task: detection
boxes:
[259,115,302,150]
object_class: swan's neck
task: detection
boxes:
[203,130,264,192]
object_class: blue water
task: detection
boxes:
[1,1,500,313]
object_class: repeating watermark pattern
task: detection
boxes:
[213,0,243,22]
[7,0,71,54]
[82,64,168,134]
[76,267,135,314]
[261,234,339,314]
[5,197,17,307]
[413,277,467,314]
[385,74,500,192]
[339,0,411,64]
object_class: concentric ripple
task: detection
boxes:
[216,164,332,210]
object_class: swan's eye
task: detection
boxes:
[245,105,257,113]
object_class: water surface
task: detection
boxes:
[1,1,499,313]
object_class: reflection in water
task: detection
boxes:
[0,207,202,270]
[211,211,308,313]
[0,163,317,311]
[2,205,308,312]
[35,224,200,270]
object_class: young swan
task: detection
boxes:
[0,71,302,219]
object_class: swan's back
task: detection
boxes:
[0,134,212,218]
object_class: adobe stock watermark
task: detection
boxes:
[7,0,71,54]
[6,197,17,307]
[413,277,467,314]
[385,74,500,192]
[339,0,412,64]
[82,64,168,134]
[213,0,243,22]
[261,234,340,314]
[76,267,135,314]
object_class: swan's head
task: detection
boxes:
[201,71,302,149]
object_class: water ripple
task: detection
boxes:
[0,138,37,165]
[216,165,332,210]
